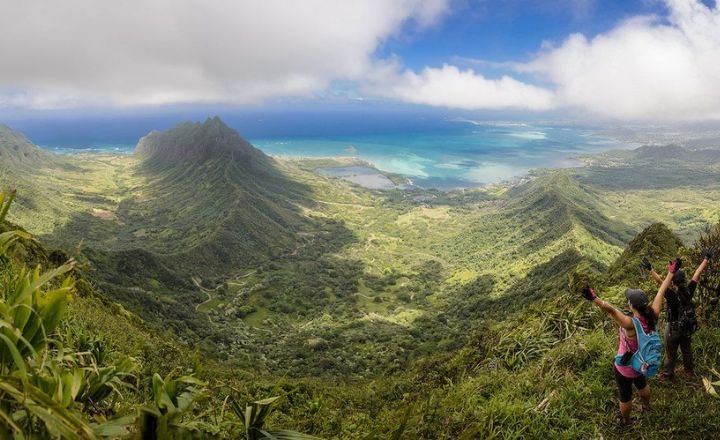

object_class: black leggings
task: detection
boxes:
[613,365,647,403]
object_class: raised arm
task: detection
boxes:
[649,270,663,285]
[582,287,633,330]
[692,250,714,283]
[652,267,675,317]
[642,257,663,286]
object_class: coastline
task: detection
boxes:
[33,123,640,192]
[34,145,614,193]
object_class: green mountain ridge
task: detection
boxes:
[2,120,720,438]
[0,120,358,348]
[14,118,326,276]
[505,171,635,248]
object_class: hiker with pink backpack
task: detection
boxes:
[581,259,678,425]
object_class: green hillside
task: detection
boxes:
[0,123,51,166]
[51,117,321,272]
[2,121,720,438]
[608,223,684,283]
[3,186,720,439]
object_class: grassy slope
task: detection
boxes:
[251,219,720,438]
[4,134,720,376]
[3,125,720,437]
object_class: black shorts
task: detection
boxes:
[613,365,647,403]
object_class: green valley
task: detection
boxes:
[2,119,720,438]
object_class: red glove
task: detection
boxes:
[667,258,682,273]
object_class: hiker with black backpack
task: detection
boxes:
[581,260,676,425]
[642,251,714,380]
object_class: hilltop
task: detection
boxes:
[0,119,351,351]
[135,116,268,167]
[608,223,684,283]
[115,117,319,272]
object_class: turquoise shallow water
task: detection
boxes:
[251,121,626,188]
[32,118,627,189]
[42,143,136,155]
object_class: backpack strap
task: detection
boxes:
[630,317,651,368]
[620,327,632,353]
[630,317,644,337]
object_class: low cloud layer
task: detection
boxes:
[0,0,448,107]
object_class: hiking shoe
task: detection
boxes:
[615,411,632,427]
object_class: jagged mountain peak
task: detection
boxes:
[134,117,266,167]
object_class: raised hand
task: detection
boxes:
[641,257,653,272]
[581,286,597,301]
[706,249,716,260]
[667,258,682,273]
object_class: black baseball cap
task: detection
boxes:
[625,289,649,309]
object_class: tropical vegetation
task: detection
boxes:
[1,120,720,438]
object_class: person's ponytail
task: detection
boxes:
[638,304,657,330]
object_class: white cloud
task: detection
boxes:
[3,0,719,122]
[0,0,449,108]
[524,0,720,121]
[364,64,555,111]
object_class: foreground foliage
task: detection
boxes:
[1,190,312,439]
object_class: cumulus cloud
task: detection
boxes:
[364,64,555,110]
[3,0,720,121]
[524,0,720,120]
[0,0,449,108]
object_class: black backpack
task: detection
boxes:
[678,295,698,336]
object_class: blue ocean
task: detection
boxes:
[10,110,628,189]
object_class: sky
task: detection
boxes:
[1,0,719,122]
